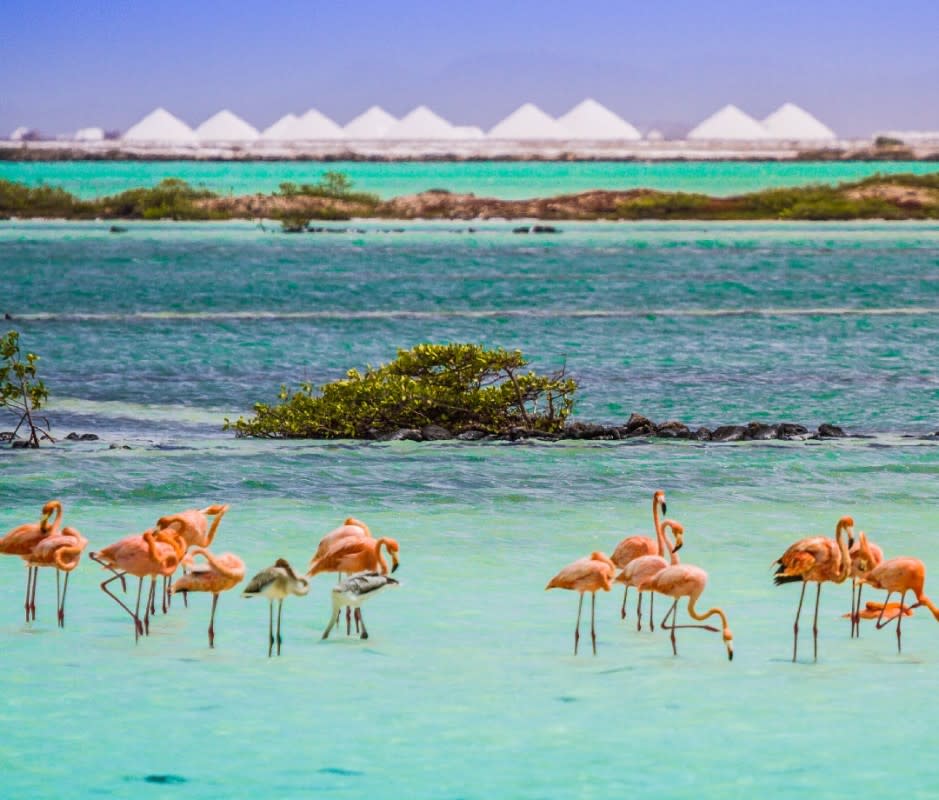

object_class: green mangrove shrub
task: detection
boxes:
[225,343,578,439]
[0,330,51,447]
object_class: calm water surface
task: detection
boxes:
[1,219,939,799]
[2,159,938,199]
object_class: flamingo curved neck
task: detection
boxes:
[834,526,851,583]
[652,498,665,558]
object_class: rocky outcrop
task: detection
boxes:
[364,416,850,443]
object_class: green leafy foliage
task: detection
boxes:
[99,178,221,220]
[0,330,51,447]
[224,343,578,439]
[276,171,379,205]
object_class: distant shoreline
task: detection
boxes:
[2,139,938,164]
[2,172,938,222]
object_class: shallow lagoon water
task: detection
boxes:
[1,220,939,799]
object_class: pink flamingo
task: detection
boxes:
[154,503,229,608]
[848,529,885,637]
[0,499,63,622]
[611,490,681,625]
[90,529,184,640]
[615,518,684,631]
[310,517,374,632]
[546,551,617,655]
[172,547,245,647]
[23,525,87,627]
[643,560,734,661]
[855,532,939,653]
[773,515,853,662]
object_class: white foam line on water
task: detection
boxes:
[9,307,939,322]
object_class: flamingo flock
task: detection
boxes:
[4,493,939,664]
[0,502,403,657]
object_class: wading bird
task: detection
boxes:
[90,530,183,641]
[0,500,64,622]
[321,571,399,641]
[155,504,229,608]
[773,515,853,662]
[23,525,87,627]
[644,561,734,661]
[172,548,245,647]
[615,518,684,631]
[848,530,884,638]
[307,525,396,634]
[612,490,681,625]
[242,559,309,656]
[855,532,939,653]
[546,551,616,655]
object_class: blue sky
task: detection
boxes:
[3,0,938,137]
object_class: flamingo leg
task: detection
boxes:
[636,591,643,632]
[590,592,597,655]
[58,571,69,628]
[649,590,655,632]
[346,605,352,636]
[208,593,218,648]
[849,582,857,638]
[355,607,361,634]
[24,566,33,623]
[134,578,145,641]
[875,591,895,630]
[56,569,61,625]
[90,552,127,592]
[143,578,157,635]
[661,597,679,655]
[268,600,274,657]
[574,593,584,655]
[28,566,39,621]
[812,582,822,662]
[792,581,807,663]
[357,608,369,640]
[276,599,283,655]
[101,572,143,639]
[896,590,906,653]
[621,585,628,620]
[161,575,169,614]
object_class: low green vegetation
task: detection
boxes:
[1,171,937,221]
[224,343,577,439]
[0,330,51,447]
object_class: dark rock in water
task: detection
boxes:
[143,774,186,784]
[11,439,34,449]
[778,422,809,439]
[109,225,127,234]
[710,425,749,442]
[512,224,560,234]
[65,432,81,440]
[656,421,692,439]
[3,312,12,320]
[817,423,847,438]
[318,767,364,776]
[746,422,780,440]
[692,427,712,441]
[504,427,558,441]
[0,431,16,441]
[109,443,132,450]
[622,413,656,437]
[563,422,620,440]
[79,433,99,441]
[456,429,488,441]
[421,424,452,441]
[378,428,423,442]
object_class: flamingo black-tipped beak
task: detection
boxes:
[674,541,683,552]
[662,502,667,515]
[728,649,734,661]
[391,561,399,573]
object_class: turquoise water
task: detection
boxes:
[2,219,939,799]
[2,159,938,199]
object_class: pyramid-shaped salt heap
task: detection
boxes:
[488,103,569,139]
[383,106,460,139]
[123,108,197,143]
[558,99,641,140]
[687,105,769,140]
[762,103,836,140]
[344,106,397,138]
[195,110,259,142]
